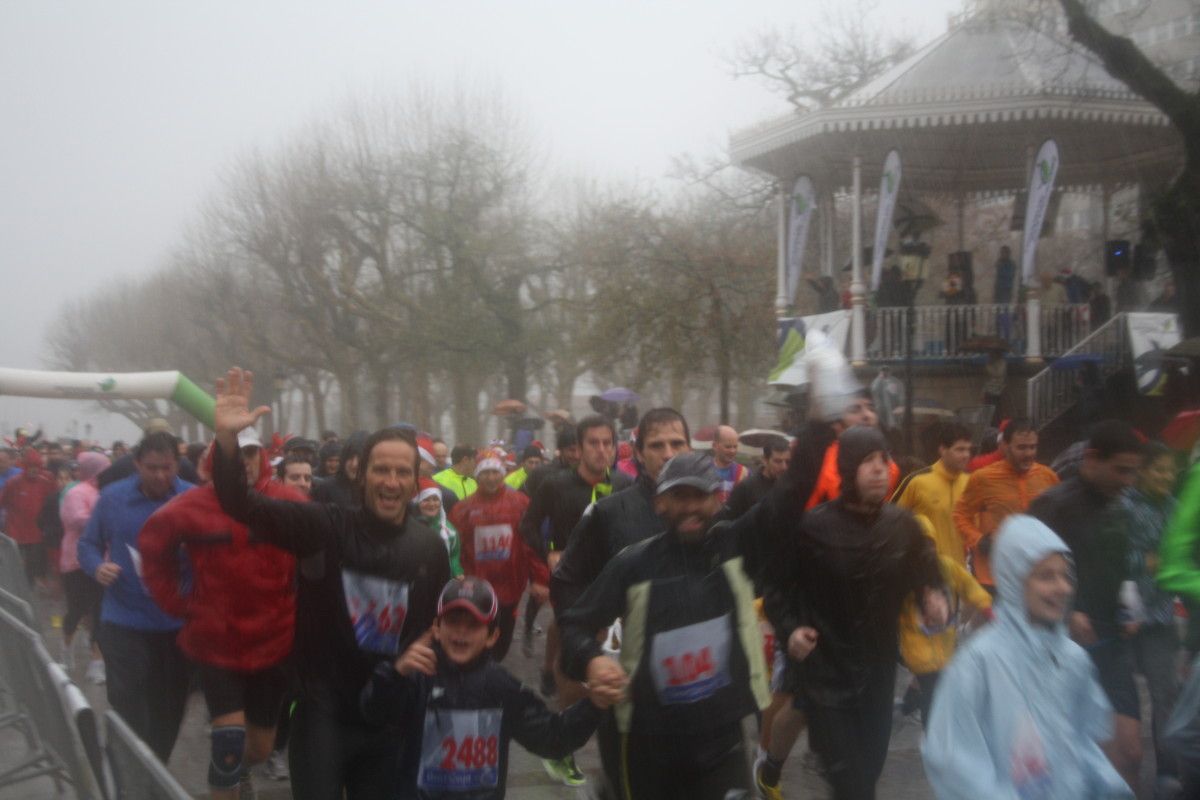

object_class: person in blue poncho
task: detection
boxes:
[922,514,1133,799]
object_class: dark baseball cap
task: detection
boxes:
[284,437,318,454]
[656,452,721,496]
[437,578,499,624]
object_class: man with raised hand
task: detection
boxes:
[207,367,450,800]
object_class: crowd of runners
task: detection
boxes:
[4,363,1200,799]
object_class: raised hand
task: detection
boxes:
[213,367,271,443]
[395,629,438,677]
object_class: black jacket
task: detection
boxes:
[558,523,768,736]
[550,473,663,612]
[360,645,601,799]
[519,468,631,559]
[212,442,451,721]
[722,470,777,522]
[782,498,941,708]
[1029,476,1130,639]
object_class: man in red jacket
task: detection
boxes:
[140,427,302,800]
[0,448,56,589]
[450,450,549,662]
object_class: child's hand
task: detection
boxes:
[787,627,818,662]
[585,656,628,708]
[921,588,950,630]
[395,629,437,677]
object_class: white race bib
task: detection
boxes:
[418,708,502,792]
[649,614,732,705]
[341,570,410,655]
[474,524,513,563]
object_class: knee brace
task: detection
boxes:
[208,725,246,790]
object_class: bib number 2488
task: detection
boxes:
[440,735,499,771]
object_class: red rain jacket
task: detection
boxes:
[139,445,301,671]
[450,486,549,607]
[0,465,55,545]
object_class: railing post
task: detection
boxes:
[775,182,789,317]
[1025,287,1042,364]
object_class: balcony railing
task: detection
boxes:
[1026,312,1130,427]
[863,303,1092,361]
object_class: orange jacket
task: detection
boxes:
[806,440,901,510]
[952,459,1059,586]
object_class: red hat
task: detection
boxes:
[437,578,498,624]
[416,436,437,468]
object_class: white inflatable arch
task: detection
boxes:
[0,368,215,428]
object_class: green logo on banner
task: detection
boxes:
[98,377,116,392]
[793,194,808,214]
[1038,157,1056,184]
[884,171,895,194]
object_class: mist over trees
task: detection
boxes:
[49,87,775,440]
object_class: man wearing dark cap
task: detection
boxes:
[558,452,770,798]
[773,426,946,799]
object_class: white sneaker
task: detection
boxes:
[85,659,106,685]
[264,750,289,781]
[60,642,76,673]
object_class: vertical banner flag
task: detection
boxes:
[1022,139,1059,285]
[871,150,901,291]
[786,176,816,303]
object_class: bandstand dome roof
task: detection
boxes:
[729,18,1184,195]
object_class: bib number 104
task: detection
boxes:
[440,735,499,770]
[662,647,715,686]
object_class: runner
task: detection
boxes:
[310,430,368,510]
[434,446,478,501]
[550,408,690,798]
[891,421,972,566]
[519,414,629,785]
[773,426,946,799]
[417,478,463,578]
[278,452,315,495]
[922,515,1132,798]
[58,450,110,680]
[449,451,549,662]
[711,425,747,505]
[1028,419,1145,790]
[139,426,303,800]
[76,431,194,762]
[360,578,607,799]
[207,368,450,800]
[953,417,1059,591]
[558,452,770,799]
[0,448,56,589]
[503,445,544,491]
[723,434,789,521]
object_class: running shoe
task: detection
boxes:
[755,761,784,800]
[539,668,556,698]
[85,659,106,685]
[264,749,289,781]
[542,755,586,786]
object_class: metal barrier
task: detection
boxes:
[864,303,1089,361]
[0,532,34,606]
[0,584,38,630]
[1026,312,1130,427]
[0,605,105,799]
[104,710,191,800]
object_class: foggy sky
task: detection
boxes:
[0,0,961,441]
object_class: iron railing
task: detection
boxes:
[1025,312,1130,427]
[863,303,1091,360]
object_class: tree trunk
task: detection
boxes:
[451,368,481,446]
[372,366,391,429]
[339,371,361,433]
[305,373,327,437]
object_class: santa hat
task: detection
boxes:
[474,449,505,477]
[416,436,437,468]
[417,477,442,503]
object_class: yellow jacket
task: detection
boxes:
[899,517,992,675]
[503,467,527,491]
[433,468,477,500]
[892,460,970,567]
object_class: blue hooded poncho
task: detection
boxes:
[922,514,1132,799]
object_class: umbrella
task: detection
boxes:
[492,399,527,416]
[513,416,546,432]
[893,197,943,239]
[1162,409,1200,452]
[738,428,792,448]
[544,409,572,425]
[600,387,639,404]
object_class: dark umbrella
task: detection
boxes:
[600,387,639,404]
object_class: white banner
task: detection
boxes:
[1126,312,1181,394]
[767,310,852,387]
[786,175,816,303]
[871,150,901,291]
[1022,139,1059,285]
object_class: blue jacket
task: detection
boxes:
[922,514,1131,799]
[77,474,193,632]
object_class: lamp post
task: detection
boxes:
[899,241,930,456]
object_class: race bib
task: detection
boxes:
[418,708,502,792]
[341,570,409,655]
[649,614,732,705]
[474,524,513,563]
[1010,712,1052,799]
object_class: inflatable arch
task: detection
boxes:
[0,368,215,428]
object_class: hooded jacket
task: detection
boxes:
[0,450,56,545]
[138,444,301,671]
[311,431,368,510]
[59,452,111,573]
[922,515,1131,799]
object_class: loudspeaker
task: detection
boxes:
[1105,239,1131,276]
[1133,243,1158,280]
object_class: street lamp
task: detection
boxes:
[899,240,931,456]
